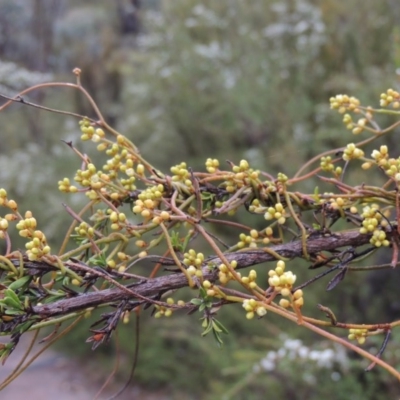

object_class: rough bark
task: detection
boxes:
[28,228,372,318]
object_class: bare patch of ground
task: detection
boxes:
[0,334,169,400]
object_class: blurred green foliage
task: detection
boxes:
[2,0,400,398]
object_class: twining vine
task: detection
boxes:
[1,71,400,389]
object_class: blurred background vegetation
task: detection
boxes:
[1,0,400,398]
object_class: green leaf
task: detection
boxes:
[212,329,224,346]
[5,288,19,304]
[4,309,24,315]
[212,320,223,333]
[201,320,214,336]
[89,253,108,267]
[8,275,32,291]
[3,289,23,309]
[212,319,229,335]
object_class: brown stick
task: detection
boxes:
[27,228,371,318]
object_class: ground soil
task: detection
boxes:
[0,334,167,400]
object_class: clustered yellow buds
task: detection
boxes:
[242,298,267,319]
[139,184,165,202]
[366,145,400,183]
[74,163,98,187]
[241,269,258,289]
[205,158,220,173]
[132,184,165,220]
[237,230,259,249]
[348,328,368,345]
[58,177,78,193]
[359,205,390,247]
[380,88,400,108]
[133,198,157,219]
[371,145,389,165]
[79,119,106,142]
[352,118,368,135]
[233,160,250,172]
[343,113,369,135]
[268,260,296,292]
[0,189,15,240]
[75,221,95,238]
[278,289,304,309]
[268,262,304,309]
[16,211,50,261]
[342,113,354,130]
[0,189,17,211]
[248,199,262,213]
[330,94,360,114]
[327,196,346,211]
[202,280,217,297]
[264,203,286,225]
[277,172,288,183]
[183,249,205,267]
[80,121,106,143]
[218,260,238,284]
[0,193,51,258]
[183,249,205,278]
[225,159,259,193]
[320,156,334,172]
[342,143,364,161]
[154,297,175,318]
[0,218,8,239]
[262,227,274,245]
[171,162,192,186]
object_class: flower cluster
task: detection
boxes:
[108,210,127,231]
[359,205,390,247]
[205,158,220,173]
[79,119,106,142]
[268,261,304,309]
[262,227,274,245]
[264,203,287,225]
[342,113,369,135]
[16,211,51,261]
[371,145,389,165]
[183,249,204,278]
[132,184,165,220]
[0,190,17,239]
[218,260,238,284]
[103,145,136,186]
[268,261,296,291]
[248,198,263,213]
[73,163,99,188]
[171,162,192,186]
[320,156,334,172]
[225,159,259,193]
[0,189,17,211]
[58,177,78,193]
[342,143,364,161]
[278,289,304,309]
[75,221,95,238]
[366,145,400,182]
[154,298,175,318]
[242,298,267,319]
[329,94,360,114]
[237,230,259,249]
[202,279,216,297]
[0,217,8,239]
[348,328,368,345]
[241,269,258,289]
[326,196,346,211]
[380,88,400,108]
